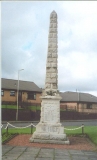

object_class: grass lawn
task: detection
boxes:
[2,105,77,111]
[2,132,17,144]
[2,127,36,144]
[27,106,41,111]
[65,126,97,145]
[1,105,41,111]
[2,127,36,135]
[2,126,97,145]
[84,126,97,145]
[2,105,17,109]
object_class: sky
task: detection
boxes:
[1,1,97,96]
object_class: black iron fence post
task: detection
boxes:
[6,124,8,135]
[31,124,33,134]
[82,124,84,135]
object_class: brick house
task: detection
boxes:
[1,78,42,107]
[1,78,97,113]
[60,91,97,113]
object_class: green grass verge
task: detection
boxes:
[65,126,97,145]
[27,106,41,111]
[2,105,77,111]
[84,126,97,145]
[2,105,76,111]
[2,132,18,144]
[1,105,41,111]
[2,132,13,143]
[2,127,36,143]
[2,105,22,110]
[2,127,36,135]
[2,126,97,145]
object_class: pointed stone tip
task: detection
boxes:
[51,10,57,14]
[52,10,56,13]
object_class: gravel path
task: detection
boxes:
[6,134,97,151]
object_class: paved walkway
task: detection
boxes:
[2,145,97,160]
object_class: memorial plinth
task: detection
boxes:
[30,11,70,144]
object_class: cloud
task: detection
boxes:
[1,1,97,96]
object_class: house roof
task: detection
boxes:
[1,78,42,92]
[60,91,97,103]
[2,78,97,103]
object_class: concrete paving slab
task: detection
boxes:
[71,155,89,160]
[21,154,37,158]
[2,145,13,149]
[84,151,97,155]
[2,145,97,160]
[87,155,97,158]
[55,154,70,157]
[55,155,71,159]
[72,158,89,160]
[2,155,20,160]
[18,155,36,158]
[40,148,54,153]
[38,154,53,158]
[69,150,84,154]
[55,149,68,152]
[55,158,71,160]
[18,158,35,160]
[2,157,16,160]
[55,152,70,156]
[37,148,54,158]
[23,152,38,155]
[2,146,14,155]
[11,147,27,151]
[2,150,11,155]
[4,153,21,156]
[83,151,97,159]
[36,158,53,160]
[26,147,40,152]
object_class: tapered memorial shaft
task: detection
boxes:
[45,11,58,94]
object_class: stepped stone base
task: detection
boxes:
[30,97,70,145]
[29,122,70,144]
[30,137,70,145]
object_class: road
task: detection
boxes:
[2,120,97,128]
[62,120,97,126]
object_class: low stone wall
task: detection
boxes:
[2,109,97,121]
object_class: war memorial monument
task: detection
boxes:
[30,11,70,144]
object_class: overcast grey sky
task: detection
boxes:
[1,1,97,96]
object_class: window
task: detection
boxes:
[28,92,36,100]
[10,91,15,96]
[1,90,4,96]
[87,104,92,109]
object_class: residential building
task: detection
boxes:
[60,91,97,113]
[1,78,97,113]
[1,78,42,107]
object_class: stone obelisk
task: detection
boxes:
[30,11,69,144]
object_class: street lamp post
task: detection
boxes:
[76,89,80,101]
[76,89,80,112]
[16,69,24,121]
